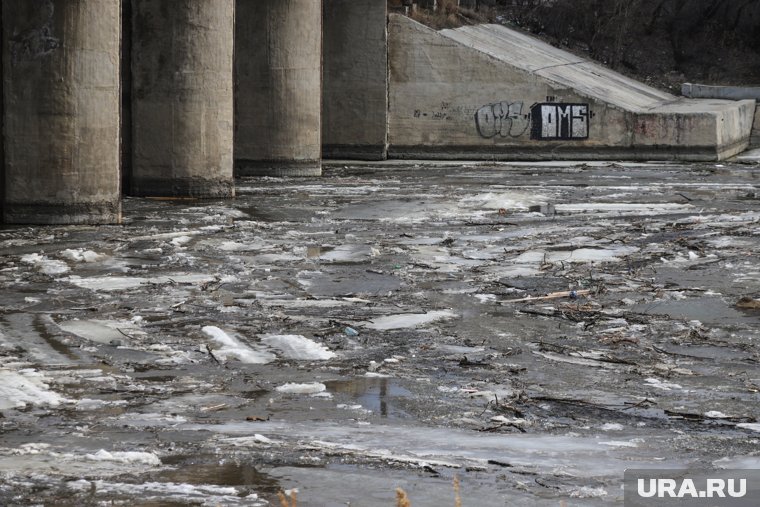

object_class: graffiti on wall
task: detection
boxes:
[415,99,592,141]
[474,101,531,139]
[529,103,589,140]
[9,0,60,65]
[470,100,591,141]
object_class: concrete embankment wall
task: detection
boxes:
[322,0,388,160]
[387,14,629,160]
[386,14,754,161]
[682,83,760,148]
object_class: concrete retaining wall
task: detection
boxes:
[387,15,754,161]
[322,0,388,160]
[682,83,760,101]
[388,15,629,159]
[682,83,760,149]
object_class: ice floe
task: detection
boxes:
[362,310,457,330]
[0,369,66,410]
[259,334,335,360]
[60,249,104,263]
[201,326,275,364]
[84,449,161,466]
[275,382,327,395]
[20,253,70,275]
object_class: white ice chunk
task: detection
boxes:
[459,191,547,210]
[66,273,216,291]
[61,249,104,263]
[57,320,139,345]
[201,326,275,364]
[20,253,70,275]
[275,382,327,395]
[85,449,161,466]
[598,440,639,448]
[0,369,66,410]
[259,334,336,360]
[644,378,682,391]
[171,236,193,247]
[362,310,457,330]
[66,480,263,506]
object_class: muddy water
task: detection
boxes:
[1,162,760,506]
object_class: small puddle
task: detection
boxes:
[299,268,401,297]
[632,296,758,326]
[32,316,79,361]
[325,378,413,419]
[159,456,283,494]
[306,245,335,259]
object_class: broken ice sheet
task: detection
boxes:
[57,319,143,345]
[0,369,67,410]
[60,249,104,263]
[64,273,216,291]
[66,480,265,506]
[201,326,276,364]
[20,253,69,276]
[275,382,327,395]
[259,334,336,360]
[361,310,457,330]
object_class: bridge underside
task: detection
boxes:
[0,2,756,224]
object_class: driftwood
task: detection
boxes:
[500,289,592,303]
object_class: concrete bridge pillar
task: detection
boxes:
[129,0,235,197]
[235,0,322,177]
[1,0,122,224]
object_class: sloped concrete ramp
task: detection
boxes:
[388,15,755,161]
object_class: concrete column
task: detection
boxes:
[2,0,121,224]
[323,0,388,160]
[130,0,234,197]
[236,0,322,177]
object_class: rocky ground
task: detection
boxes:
[1,161,760,506]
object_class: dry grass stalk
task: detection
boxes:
[396,488,412,507]
[277,490,297,507]
[453,475,462,507]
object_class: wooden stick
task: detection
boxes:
[500,289,592,303]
